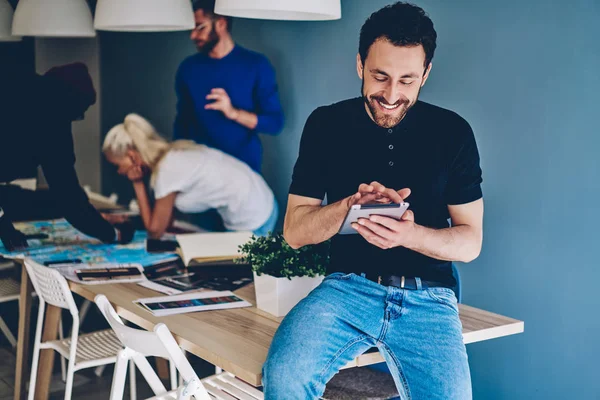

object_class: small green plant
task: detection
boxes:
[237,232,329,279]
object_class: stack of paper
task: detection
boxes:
[175,231,253,266]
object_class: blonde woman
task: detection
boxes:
[103,114,278,239]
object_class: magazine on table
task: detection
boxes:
[138,260,253,295]
[134,290,252,316]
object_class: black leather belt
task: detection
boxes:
[361,273,453,290]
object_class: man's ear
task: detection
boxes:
[356,53,364,80]
[215,17,228,34]
[421,62,433,87]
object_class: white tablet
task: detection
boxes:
[338,202,410,235]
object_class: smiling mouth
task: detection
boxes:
[375,99,401,111]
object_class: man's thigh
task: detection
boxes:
[381,288,471,400]
[263,274,383,397]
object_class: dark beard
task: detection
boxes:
[196,23,219,54]
[361,80,419,128]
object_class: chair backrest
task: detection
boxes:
[24,259,78,314]
[95,295,209,399]
[94,294,170,359]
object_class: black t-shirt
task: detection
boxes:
[289,98,483,286]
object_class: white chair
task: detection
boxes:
[0,275,20,346]
[95,294,264,400]
[24,259,136,400]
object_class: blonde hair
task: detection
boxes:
[102,113,200,184]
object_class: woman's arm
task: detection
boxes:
[132,180,177,239]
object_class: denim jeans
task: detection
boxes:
[263,272,471,399]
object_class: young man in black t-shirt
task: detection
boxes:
[263,3,483,399]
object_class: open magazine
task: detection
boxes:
[134,290,252,316]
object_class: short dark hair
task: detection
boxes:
[359,2,437,69]
[193,0,233,32]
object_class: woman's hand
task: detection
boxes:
[127,165,147,182]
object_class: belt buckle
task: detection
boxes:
[400,276,405,289]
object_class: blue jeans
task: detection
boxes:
[252,199,279,237]
[263,273,471,399]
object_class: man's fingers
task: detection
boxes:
[397,188,411,201]
[351,223,390,249]
[357,218,394,240]
[380,188,403,203]
[356,193,382,205]
[205,94,223,100]
[358,183,374,193]
[401,209,414,222]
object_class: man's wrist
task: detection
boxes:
[228,107,240,121]
[401,222,423,251]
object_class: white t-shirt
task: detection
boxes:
[152,146,274,231]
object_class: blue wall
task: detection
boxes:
[100,0,600,398]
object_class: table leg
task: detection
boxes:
[33,305,61,400]
[14,264,33,400]
[156,358,170,380]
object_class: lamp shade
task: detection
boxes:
[12,0,95,37]
[94,0,195,32]
[0,0,21,41]
[215,0,341,21]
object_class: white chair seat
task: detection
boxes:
[0,277,20,302]
[42,329,122,367]
[145,372,263,400]
[202,372,263,400]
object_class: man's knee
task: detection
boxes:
[262,347,321,399]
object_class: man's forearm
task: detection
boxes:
[406,224,482,263]
[230,108,258,130]
[284,198,348,249]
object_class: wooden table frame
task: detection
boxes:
[13,266,524,399]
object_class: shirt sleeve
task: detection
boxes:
[153,153,191,200]
[288,107,328,200]
[253,57,284,135]
[40,119,117,243]
[445,119,483,205]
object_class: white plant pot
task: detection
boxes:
[253,272,324,317]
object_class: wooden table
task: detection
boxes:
[14,270,524,399]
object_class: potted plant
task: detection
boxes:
[237,232,329,317]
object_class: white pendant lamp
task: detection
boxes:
[0,0,21,41]
[94,0,195,32]
[215,0,341,21]
[12,0,95,37]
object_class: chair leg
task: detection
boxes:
[129,359,137,400]
[63,358,76,400]
[169,359,177,391]
[0,316,17,347]
[131,354,168,396]
[59,318,67,382]
[79,300,91,326]
[109,351,130,400]
[28,303,46,400]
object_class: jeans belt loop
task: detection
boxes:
[400,276,405,289]
[415,277,422,290]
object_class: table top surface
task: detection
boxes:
[70,280,524,386]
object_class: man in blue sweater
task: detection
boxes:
[174,0,284,173]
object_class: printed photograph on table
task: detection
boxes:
[135,290,252,316]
